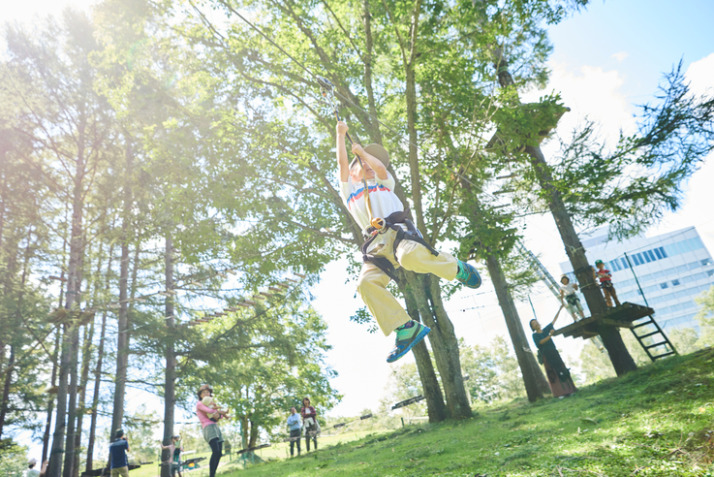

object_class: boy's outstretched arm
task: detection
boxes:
[351,143,388,180]
[337,121,350,182]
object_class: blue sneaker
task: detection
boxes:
[456,260,481,288]
[386,321,430,363]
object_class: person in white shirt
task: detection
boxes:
[336,120,481,363]
[559,275,585,320]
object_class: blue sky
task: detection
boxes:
[550,0,714,99]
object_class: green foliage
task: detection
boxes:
[176,300,339,448]
[224,348,714,477]
[123,406,162,463]
[552,64,714,238]
[460,336,526,403]
[0,441,29,477]
[696,285,714,348]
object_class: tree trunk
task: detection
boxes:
[493,53,637,376]
[486,255,549,400]
[424,275,472,419]
[42,330,62,463]
[160,235,177,477]
[240,414,248,450]
[524,145,637,375]
[404,272,472,419]
[0,346,15,439]
[71,319,94,477]
[43,228,69,464]
[62,186,87,477]
[85,244,114,473]
[111,137,134,437]
[49,153,86,477]
[401,281,447,422]
[248,419,259,449]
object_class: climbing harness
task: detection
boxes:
[317,76,385,231]
[359,211,439,281]
[317,77,440,280]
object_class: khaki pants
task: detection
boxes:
[111,467,129,477]
[357,229,458,335]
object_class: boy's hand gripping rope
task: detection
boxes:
[318,76,384,231]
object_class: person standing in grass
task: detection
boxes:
[530,304,577,397]
[160,435,183,477]
[287,407,302,457]
[196,384,228,477]
[108,429,130,477]
[300,397,318,451]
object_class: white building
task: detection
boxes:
[558,227,714,330]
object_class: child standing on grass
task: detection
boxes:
[160,435,183,477]
[336,120,482,363]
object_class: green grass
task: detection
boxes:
[216,348,714,477]
[127,430,380,477]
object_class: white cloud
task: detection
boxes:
[522,61,635,154]
[686,52,714,97]
[612,51,628,62]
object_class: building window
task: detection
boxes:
[643,251,652,263]
[659,246,667,258]
[672,279,680,286]
[621,257,629,269]
[660,283,668,289]
[702,258,713,266]
[654,248,663,259]
[632,254,642,266]
[647,250,656,262]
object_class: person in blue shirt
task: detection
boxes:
[286,407,302,457]
[530,304,576,398]
[108,429,130,477]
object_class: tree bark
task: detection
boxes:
[42,330,62,463]
[111,136,134,436]
[160,235,177,477]
[62,164,87,477]
[401,281,447,422]
[85,243,114,473]
[486,255,550,401]
[403,273,472,419]
[49,147,86,477]
[0,346,15,439]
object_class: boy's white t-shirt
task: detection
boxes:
[560,282,576,296]
[340,172,404,232]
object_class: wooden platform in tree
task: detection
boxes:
[554,302,655,339]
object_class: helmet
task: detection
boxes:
[594,260,604,266]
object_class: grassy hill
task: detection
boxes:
[223,348,714,477]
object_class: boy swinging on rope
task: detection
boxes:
[337,121,482,363]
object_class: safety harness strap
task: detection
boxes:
[360,211,439,280]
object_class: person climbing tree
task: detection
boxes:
[530,305,576,398]
[336,120,482,363]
